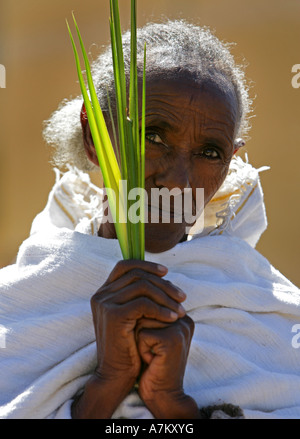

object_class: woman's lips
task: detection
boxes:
[147,204,183,222]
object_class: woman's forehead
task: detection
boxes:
[143,75,238,127]
[145,71,236,101]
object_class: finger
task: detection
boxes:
[117,297,180,326]
[136,327,170,364]
[101,269,186,304]
[103,280,186,318]
[103,259,168,285]
[137,334,157,364]
[137,316,195,357]
[135,318,171,337]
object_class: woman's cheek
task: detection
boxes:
[144,158,159,180]
[194,163,230,204]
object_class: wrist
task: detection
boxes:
[141,389,200,419]
[72,373,136,419]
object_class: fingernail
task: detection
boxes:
[170,311,178,320]
[157,264,168,273]
[178,304,186,316]
[178,289,186,300]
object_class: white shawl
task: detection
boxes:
[0,157,299,419]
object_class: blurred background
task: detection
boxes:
[0,0,299,285]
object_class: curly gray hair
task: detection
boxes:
[43,19,252,171]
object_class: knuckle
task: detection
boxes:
[116,259,128,270]
[171,315,194,337]
[90,285,105,301]
[110,259,131,277]
[183,315,195,337]
[90,291,107,310]
[135,278,152,293]
[137,295,151,309]
[117,258,141,270]
[128,268,144,281]
[184,314,194,327]
[90,293,99,308]
[137,297,159,317]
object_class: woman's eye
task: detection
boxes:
[200,148,220,159]
[145,133,164,145]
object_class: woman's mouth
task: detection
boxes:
[147,204,184,223]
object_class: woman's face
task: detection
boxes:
[142,75,239,252]
[85,75,239,253]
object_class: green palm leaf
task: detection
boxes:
[67,0,146,260]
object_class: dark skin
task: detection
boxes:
[72,75,241,419]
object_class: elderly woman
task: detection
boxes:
[0,20,299,420]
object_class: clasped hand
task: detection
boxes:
[88,259,197,418]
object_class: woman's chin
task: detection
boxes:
[144,223,187,253]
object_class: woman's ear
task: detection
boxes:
[80,103,99,166]
[233,138,245,155]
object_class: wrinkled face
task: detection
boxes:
[141,75,239,252]
[85,74,239,253]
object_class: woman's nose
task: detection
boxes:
[154,162,191,191]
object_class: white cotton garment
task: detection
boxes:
[0,157,299,419]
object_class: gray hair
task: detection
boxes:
[43,19,253,171]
